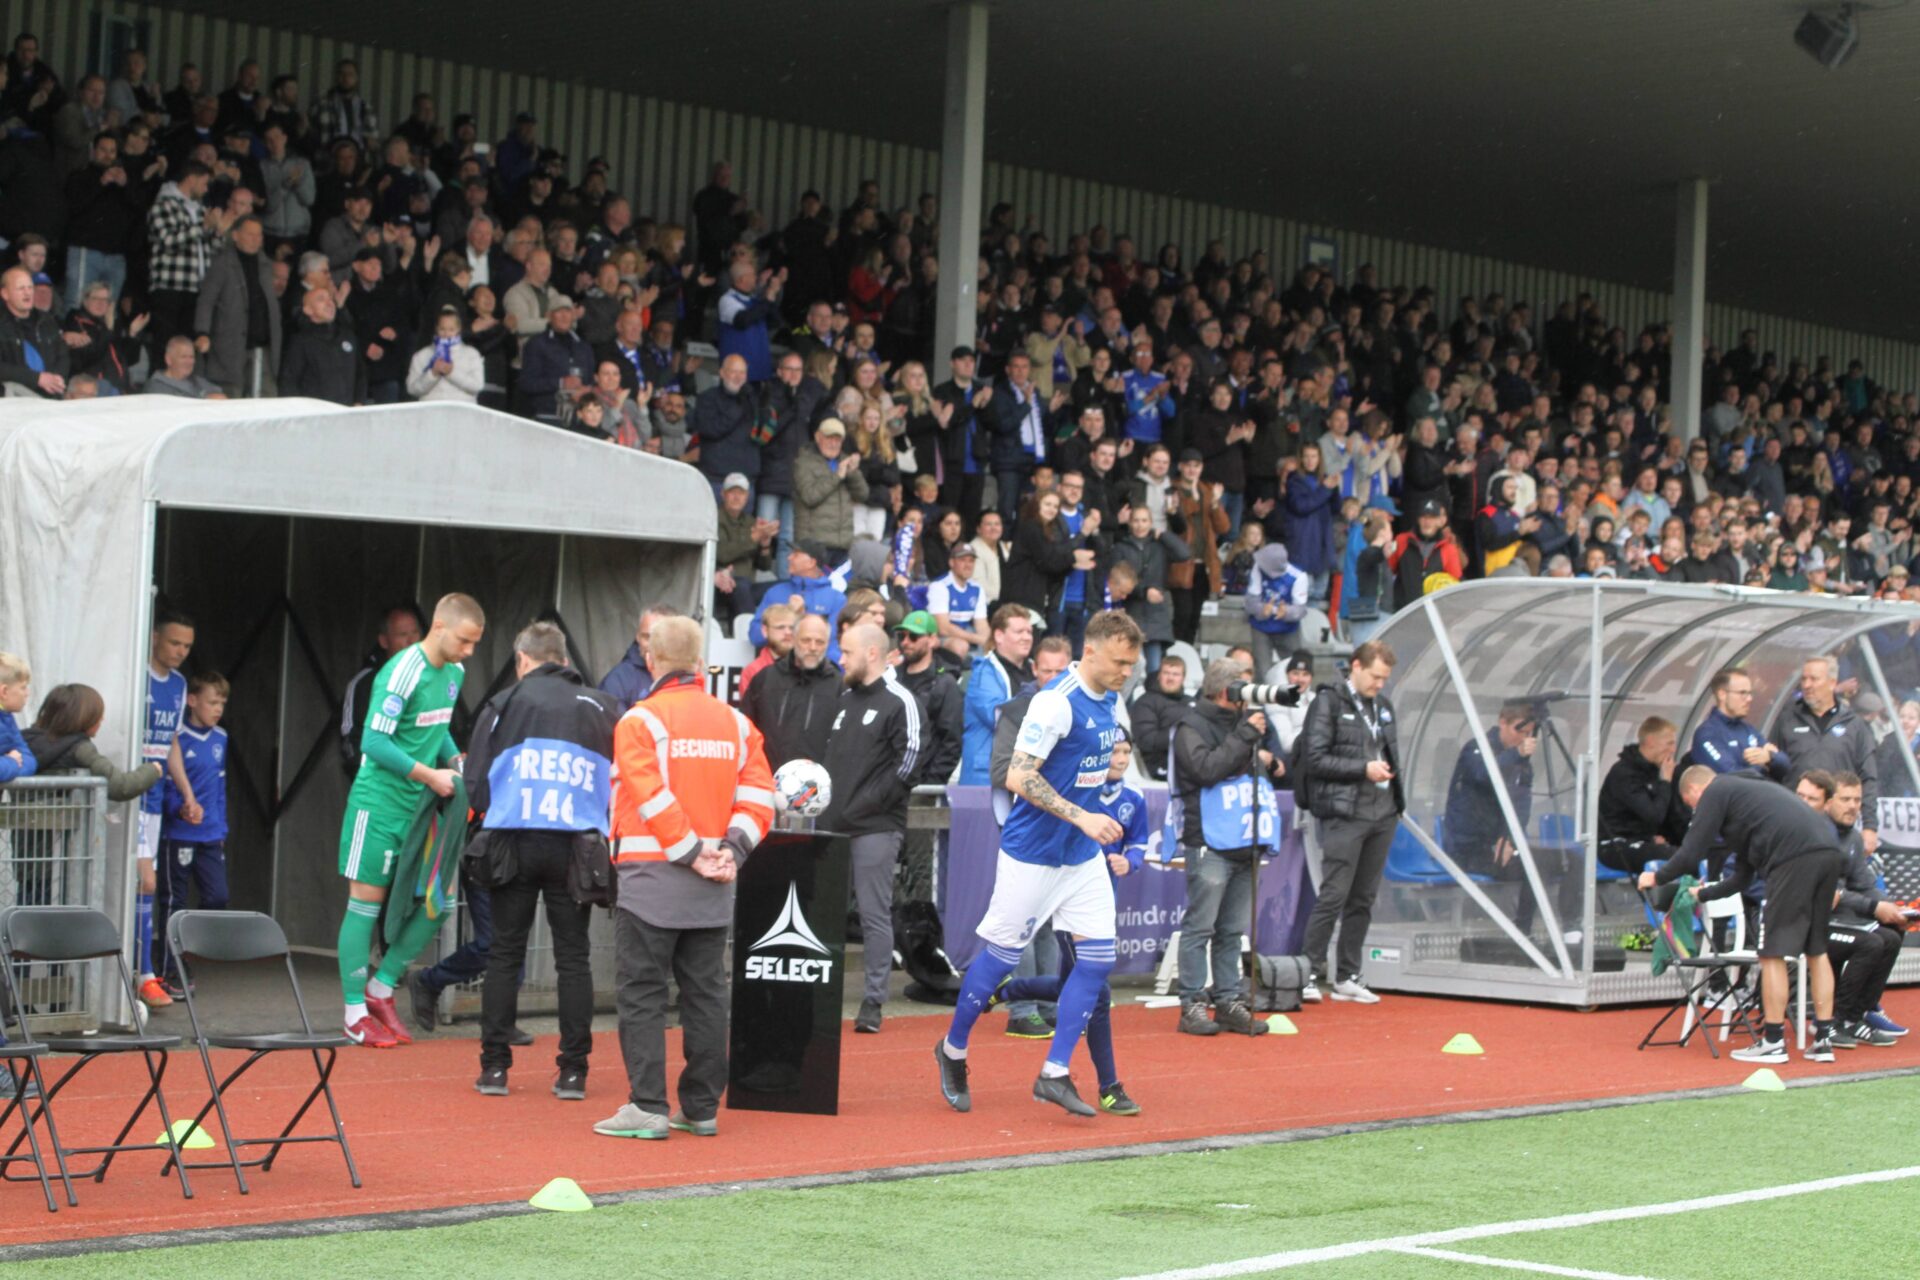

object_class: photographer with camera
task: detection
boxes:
[1443,700,1578,945]
[1297,642,1402,1005]
[1168,660,1284,1036]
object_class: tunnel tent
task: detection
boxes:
[1361,577,1920,1007]
[0,398,715,988]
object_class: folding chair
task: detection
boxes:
[166,911,360,1193]
[0,1034,62,1212]
[0,906,193,1203]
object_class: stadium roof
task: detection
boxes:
[170,0,1920,341]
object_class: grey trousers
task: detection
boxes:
[851,831,904,1005]
[613,907,728,1121]
[1301,812,1398,984]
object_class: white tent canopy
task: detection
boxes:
[1360,578,1920,1006]
[0,399,715,959]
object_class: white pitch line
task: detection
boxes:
[1393,1246,1663,1280]
[1113,1163,1920,1279]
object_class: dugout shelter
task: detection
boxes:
[0,399,715,1005]
[1360,577,1920,1007]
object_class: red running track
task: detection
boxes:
[5,990,1916,1248]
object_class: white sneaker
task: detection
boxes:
[1300,978,1324,1004]
[1731,1039,1788,1065]
[1330,978,1381,1004]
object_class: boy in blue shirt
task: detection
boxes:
[0,652,35,784]
[157,672,231,997]
[988,731,1149,1115]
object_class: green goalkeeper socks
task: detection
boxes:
[374,900,443,989]
[339,898,381,1009]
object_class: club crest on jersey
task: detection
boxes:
[448,679,459,700]
[863,709,877,726]
[381,693,404,718]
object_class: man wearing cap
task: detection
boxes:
[516,293,592,427]
[1388,498,1465,611]
[750,539,848,655]
[927,542,989,657]
[793,417,869,560]
[894,611,964,780]
[821,622,925,1033]
[344,244,418,405]
[715,473,777,630]
[495,110,541,194]
[933,346,995,517]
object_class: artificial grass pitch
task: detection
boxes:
[9,1075,1916,1280]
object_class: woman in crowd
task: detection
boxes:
[969,509,1009,609]
[587,359,652,449]
[1002,489,1088,622]
[464,283,512,411]
[892,360,944,484]
[1069,343,1127,429]
[1110,502,1189,672]
[923,507,967,581]
[1166,447,1230,645]
[851,404,900,542]
[1280,442,1339,602]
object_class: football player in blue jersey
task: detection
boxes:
[936,609,1143,1116]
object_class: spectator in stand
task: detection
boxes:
[62,280,145,392]
[2,32,62,136]
[63,128,142,310]
[516,293,592,426]
[1278,444,1339,602]
[258,120,314,256]
[989,350,1057,523]
[145,160,230,359]
[970,509,1009,609]
[598,603,681,708]
[1005,488,1098,628]
[343,244,417,404]
[927,542,989,657]
[319,185,378,282]
[405,305,484,403]
[794,417,868,561]
[195,214,281,397]
[759,349,826,575]
[279,284,363,404]
[959,603,1033,785]
[0,264,66,397]
[821,622,923,1034]
[692,352,760,502]
[144,334,225,398]
[1389,497,1465,609]
[739,602,796,696]
[1130,655,1193,783]
[743,611,841,772]
[715,259,782,382]
[504,245,558,358]
[312,59,378,152]
[714,472,777,627]
[750,538,847,654]
[107,48,166,133]
[1110,501,1189,673]
[1168,449,1231,645]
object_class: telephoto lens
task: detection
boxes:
[1226,681,1288,705]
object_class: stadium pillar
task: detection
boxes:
[1670,178,1708,442]
[934,2,989,369]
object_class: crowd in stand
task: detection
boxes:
[12,34,1920,663]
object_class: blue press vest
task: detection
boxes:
[484,736,615,835]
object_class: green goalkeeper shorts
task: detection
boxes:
[337,801,414,888]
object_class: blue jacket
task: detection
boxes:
[960,652,1021,785]
[716,288,776,381]
[0,709,35,784]
[988,377,1049,471]
[692,380,761,482]
[1121,369,1175,442]
[517,328,595,414]
[162,720,228,844]
[1281,471,1337,575]
[1690,707,1784,776]
[750,574,849,657]
[598,640,654,709]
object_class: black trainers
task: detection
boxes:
[408,971,440,1035]
[1178,1002,1220,1036]
[1805,1035,1836,1063]
[1840,1019,1898,1047]
[983,973,1014,1013]
[1005,1012,1052,1039]
[1098,1081,1141,1116]
[475,1066,509,1096]
[854,998,883,1033]
[1032,1072,1095,1116]
[1215,999,1269,1036]
[935,1039,971,1113]
[552,1068,586,1100]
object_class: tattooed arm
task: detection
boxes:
[1010,750,1123,844]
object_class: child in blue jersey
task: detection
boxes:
[137,612,203,1006]
[156,672,231,995]
[936,610,1144,1116]
[990,732,1149,1116]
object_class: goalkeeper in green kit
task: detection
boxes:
[337,593,486,1047]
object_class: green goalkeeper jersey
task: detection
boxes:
[348,643,464,807]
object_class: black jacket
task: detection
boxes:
[0,305,69,395]
[1654,774,1843,898]
[461,663,623,828]
[895,662,963,786]
[1170,699,1266,854]
[1770,695,1880,831]
[741,651,843,771]
[1597,743,1684,845]
[1002,519,1083,615]
[757,375,827,497]
[821,673,924,836]
[692,379,761,483]
[1130,684,1194,782]
[280,317,365,404]
[1298,681,1404,819]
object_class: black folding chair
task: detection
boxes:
[0,1034,62,1212]
[166,911,360,1193]
[0,906,193,1203]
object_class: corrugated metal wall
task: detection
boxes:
[17,0,1920,392]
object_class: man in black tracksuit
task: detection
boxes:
[892,612,963,786]
[1169,659,1272,1037]
[1643,769,1847,1063]
[451,622,623,1098]
[1597,716,1687,875]
[1769,657,1879,853]
[821,623,924,1034]
[1808,771,1910,1048]
[741,613,841,771]
[1297,641,1404,1003]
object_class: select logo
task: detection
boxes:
[744,882,835,984]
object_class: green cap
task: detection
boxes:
[894,610,939,637]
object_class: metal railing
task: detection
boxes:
[0,776,111,1031]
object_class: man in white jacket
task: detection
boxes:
[405,307,485,403]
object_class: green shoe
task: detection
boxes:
[1099,1082,1141,1116]
[1005,1012,1052,1039]
[593,1104,669,1139]
[668,1111,718,1136]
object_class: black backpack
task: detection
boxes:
[1287,687,1327,815]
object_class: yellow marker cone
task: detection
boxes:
[530,1177,593,1213]
[1265,1014,1298,1035]
[1441,1033,1484,1056]
[153,1118,215,1149]
[1741,1068,1786,1093]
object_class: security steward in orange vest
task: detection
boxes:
[594,615,775,1140]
